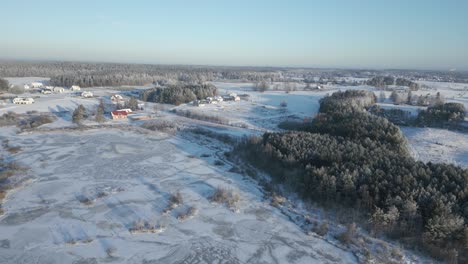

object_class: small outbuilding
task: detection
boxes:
[13,97,35,104]
[30,82,43,88]
[53,87,65,93]
[81,91,93,98]
[111,94,124,102]
[70,85,81,91]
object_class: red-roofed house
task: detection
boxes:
[111,110,128,120]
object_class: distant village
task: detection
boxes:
[8,81,244,121]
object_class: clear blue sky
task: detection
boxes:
[1,0,467,70]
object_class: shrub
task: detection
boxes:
[271,193,286,207]
[0,112,19,127]
[141,120,178,134]
[129,219,166,233]
[164,191,183,213]
[210,187,240,211]
[18,114,55,129]
[177,206,198,220]
[337,223,357,245]
[311,222,329,236]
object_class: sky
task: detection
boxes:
[1,0,467,70]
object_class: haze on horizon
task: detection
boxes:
[1,0,467,70]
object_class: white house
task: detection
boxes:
[111,94,124,102]
[13,97,34,104]
[70,85,81,91]
[81,91,93,98]
[53,87,65,93]
[30,82,43,88]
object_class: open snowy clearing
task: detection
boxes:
[4,77,50,86]
[0,128,356,264]
[402,127,468,168]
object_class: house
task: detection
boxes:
[111,94,124,102]
[30,82,43,88]
[13,97,34,104]
[81,91,93,98]
[111,110,128,120]
[233,96,240,101]
[23,84,30,90]
[70,85,81,91]
[53,87,65,93]
[41,89,52,94]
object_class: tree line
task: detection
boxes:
[140,83,217,105]
[367,76,419,90]
[234,90,468,262]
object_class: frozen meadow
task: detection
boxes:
[0,129,356,264]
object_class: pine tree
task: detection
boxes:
[95,99,105,123]
[125,97,139,111]
[390,90,401,104]
[407,91,413,104]
[72,104,86,124]
[379,91,386,102]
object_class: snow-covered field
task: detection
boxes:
[4,77,50,86]
[0,92,99,115]
[402,127,468,168]
[0,129,356,264]
[1,79,467,263]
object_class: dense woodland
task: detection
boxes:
[367,76,420,90]
[1,61,467,88]
[370,102,466,130]
[140,83,217,105]
[234,90,468,262]
[416,103,466,127]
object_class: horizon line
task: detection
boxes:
[0,58,465,73]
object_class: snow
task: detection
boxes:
[402,127,468,168]
[0,93,99,114]
[3,77,50,86]
[1,79,465,263]
[0,129,356,264]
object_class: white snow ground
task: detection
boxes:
[1,79,466,263]
[0,129,356,264]
[402,127,468,168]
